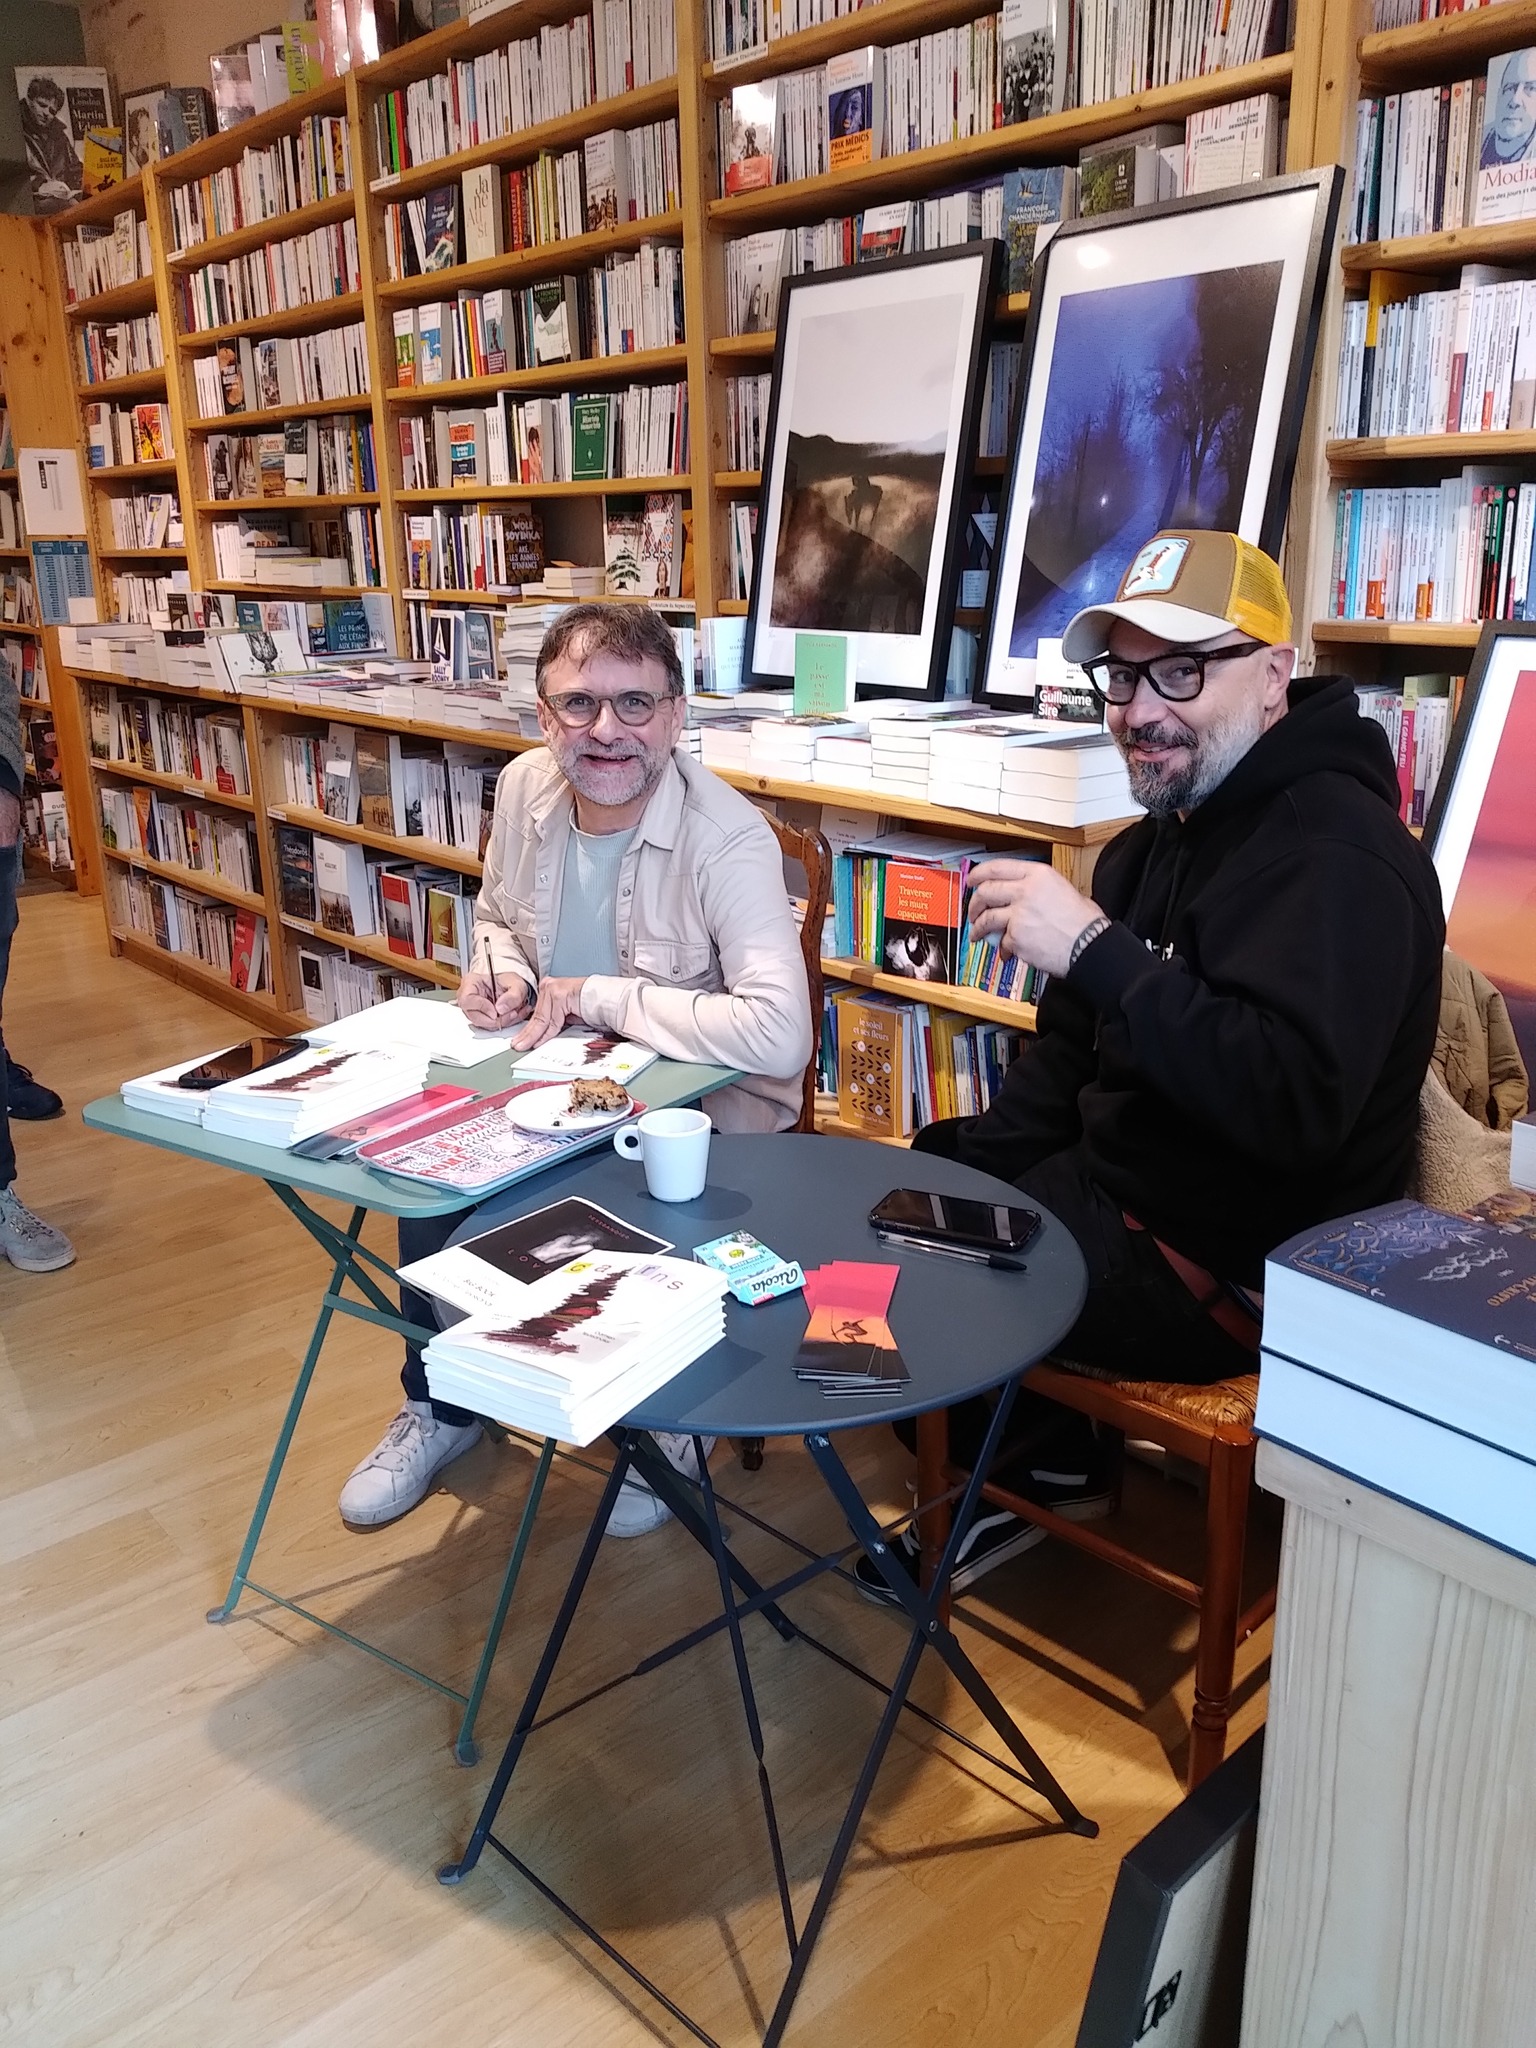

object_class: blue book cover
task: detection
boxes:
[1000,166,1072,296]
[422,186,459,272]
[1273,1198,1536,1359]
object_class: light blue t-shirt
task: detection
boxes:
[547,823,636,979]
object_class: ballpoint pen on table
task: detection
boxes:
[875,1230,1028,1273]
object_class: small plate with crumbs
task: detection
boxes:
[506,1080,634,1133]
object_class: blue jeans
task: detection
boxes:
[0,838,17,1190]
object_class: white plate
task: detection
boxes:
[505,1082,634,1134]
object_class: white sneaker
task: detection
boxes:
[604,1431,717,1540]
[0,1186,75,1273]
[339,1399,482,1528]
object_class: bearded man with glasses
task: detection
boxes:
[338,606,811,1535]
[859,529,1446,1605]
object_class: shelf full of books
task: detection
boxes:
[1311,10,1536,663]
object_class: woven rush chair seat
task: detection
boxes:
[1048,1361,1259,1431]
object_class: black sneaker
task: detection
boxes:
[1014,1461,1115,1521]
[854,1508,1045,1606]
[6,1061,63,1121]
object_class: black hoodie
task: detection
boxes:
[981,677,1446,1287]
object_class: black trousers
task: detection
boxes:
[398,1209,476,1425]
[902,1123,1254,1471]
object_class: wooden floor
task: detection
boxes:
[1,893,1274,2048]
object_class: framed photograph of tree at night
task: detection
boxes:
[978,169,1341,709]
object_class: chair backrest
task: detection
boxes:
[763,808,833,1134]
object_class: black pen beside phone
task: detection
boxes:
[868,1187,1042,1269]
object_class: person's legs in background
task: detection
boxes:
[338,1209,482,1528]
[858,1128,1254,1601]
[0,837,73,1274]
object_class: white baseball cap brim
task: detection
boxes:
[1061,597,1248,664]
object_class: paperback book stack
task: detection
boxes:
[422,1251,728,1445]
[1255,1197,1536,1565]
[925,717,1057,813]
[997,733,1136,826]
[748,712,858,777]
[199,1044,431,1148]
[866,706,981,800]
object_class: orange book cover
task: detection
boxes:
[836,996,908,1138]
[880,859,965,982]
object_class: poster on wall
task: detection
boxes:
[1425,622,1536,1074]
[978,170,1340,708]
[14,66,113,215]
[744,242,1000,700]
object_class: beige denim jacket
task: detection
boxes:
[473,745,812,1131]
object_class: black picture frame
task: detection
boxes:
[743,239,1002,700]
[977,167,1343,709]
[1421,618,1536,1072]
[1077,1730,1264,2048]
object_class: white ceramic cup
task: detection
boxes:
[613,1106,712,1202]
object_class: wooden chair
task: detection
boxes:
[734,810,832,1473]
[916,1363,1273,1791]
[761,808,833,1135]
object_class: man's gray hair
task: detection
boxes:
[535,603,687,697]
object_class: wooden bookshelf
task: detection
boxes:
[383,343,689,406]
[110,925,300,1031]
[707,53,1295,231]
[165,190,361,273]
[92,757,257,812]
[374,212,685,310]
[23,0,1346,1084]
[175,291,366,352]
[1310,619,1485,648]
[280,911,461,988]
[101,842,267,915]
[823,959,1037,1033]
[1302,0,1536,673]
[366,76,679,206]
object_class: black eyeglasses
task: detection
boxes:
[1081,641,1263,706]
[540,687,680,730]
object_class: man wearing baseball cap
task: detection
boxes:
[860,529,1445,1601]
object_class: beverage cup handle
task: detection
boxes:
[613,1124,644,1159]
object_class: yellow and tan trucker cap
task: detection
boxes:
[1061,530,1293,663]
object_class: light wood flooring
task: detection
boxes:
[1,893,1274,2047]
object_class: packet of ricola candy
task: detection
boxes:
[692,1229,805,1306]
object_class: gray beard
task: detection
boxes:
[1118,698,1268,816]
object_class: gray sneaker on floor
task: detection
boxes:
[0,1186,75,1272]
[339,1399,483,1527]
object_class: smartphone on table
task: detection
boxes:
[176,1037,309,1091]
[869,1187,1042,1257]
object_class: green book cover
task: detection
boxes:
[571,395,612,480]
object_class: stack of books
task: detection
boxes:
[748,712,856,777]
[925,717,1058,812]
[866,706,977,799]
[1256,1197,1536,1564]
[811,729,873,788]
[998,734,1136,826]
[120,1054,229,1123]
[198,1044,431,1148]
[422,1251,729,1445]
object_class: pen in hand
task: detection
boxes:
[483,936,499,1004]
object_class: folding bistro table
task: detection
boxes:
[83,1047,739,1765]
[432,1134,1097,2046]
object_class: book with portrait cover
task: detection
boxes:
[825,49,882,172]
[726,81,778,194]
[1476,49,1536,226]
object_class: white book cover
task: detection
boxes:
[424,1252,727,1391]
[306,994,516,1067]
[513,1030,660,1083]
[1475,48,1536,226]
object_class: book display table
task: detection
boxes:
[430,1135,1095,2048]
[83,1047,739,1765]
[1241,1441,1536,2044]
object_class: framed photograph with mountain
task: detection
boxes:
[978,168,1341,709]
[744,242,1001,699]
